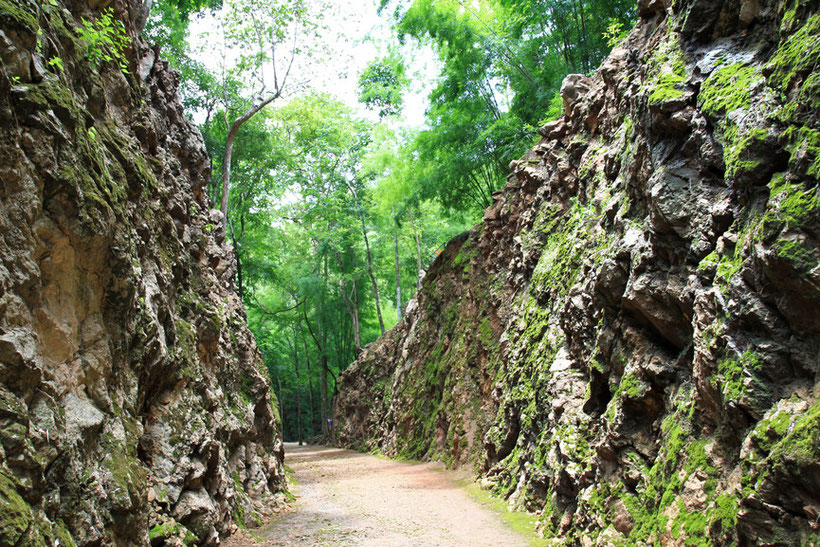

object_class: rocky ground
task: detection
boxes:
[225,443,530,546]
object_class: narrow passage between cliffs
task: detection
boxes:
[224,444,531,546]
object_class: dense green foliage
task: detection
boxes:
[203,94,464,441]
[143,0,632,441]
[386,0,635,211]
[358,55,407,118]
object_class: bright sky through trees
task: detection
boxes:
[187,0,440,128]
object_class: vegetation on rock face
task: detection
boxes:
[0,0,286,544]
[335,0,820,545]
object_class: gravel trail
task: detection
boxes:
[225,443,529,546]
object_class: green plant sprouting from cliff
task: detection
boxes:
[77,9,130,72]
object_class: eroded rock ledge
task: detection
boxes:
[0,1,284,544]
[335,0,820,544]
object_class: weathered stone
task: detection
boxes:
[0,1,285,544]
[335,1,820,545]
[561,74,591,116]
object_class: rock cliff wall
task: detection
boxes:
[0,1,284,545]
[334,0,820,544]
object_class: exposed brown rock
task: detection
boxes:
[0,1,284,544]
[335,0,820,544]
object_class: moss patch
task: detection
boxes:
[699,63,760,118]
[646,33,688,105]
[530,200,608,300]
[149,520,197,546]
[0,0,38,31]
[716,349,763,403]
[649,72,686,103]
[623,387,738,545]
[783,125,820,179]
[766,173,819,228]
[0,470,32,545]
[767,12,820,93]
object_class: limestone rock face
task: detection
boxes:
[335,0,820,544]
[0,1,284,544]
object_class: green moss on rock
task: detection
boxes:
[774,238,819,274]
[767,12,820,93]
[0,0,38,31]
[623,387,736,545]
[743,399,820,518]
[717,350,762,403]
[724,128,771,182]
[767,173,819,228]
[0,470,32,545]
[649,72,686,103]
[699,63,760,118]
[784,126,820,179]
[149,520,197,546]
[530,200,607,299]
[646,32,687,105]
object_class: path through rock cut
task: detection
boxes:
[225,443,530,546]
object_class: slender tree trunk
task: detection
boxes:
[336,253,362,353]
[300,329,321,435]
[290,330,304,446]
[349,278,362,351]
[320,355,329,437]
[393,206,402,322]
[360,208,385,334]
[220,125,239,222]
[299,328,316,438]
[303,290,332,439]
[408,210,423,289]
[575,0,589,71]
[346,182,385,335]
[219,95,279,226]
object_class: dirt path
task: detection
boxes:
[225,443,530,546]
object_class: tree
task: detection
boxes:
[358,54,407,119]
[215,0,319,227]
[382,0,635,215]
[201,111,288,297]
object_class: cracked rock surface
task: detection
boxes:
[0,1,284,544]
[334,0,820,544]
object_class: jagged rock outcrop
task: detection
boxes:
[0,1,284,545]
[335,0,820,544]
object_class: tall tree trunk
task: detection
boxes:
[350,277,362,350]
[290,330,304,446]
[393,205,402,322]
[303,305,332,437]
[300,329,320,435]
[346,182,385,335]
[335,253,362,353]
[299,327,316,437]
[320,355,330,437]
[408,210,423,289]
[219,94,279,226]
[359,207,385,334]
[575,0,590,71]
